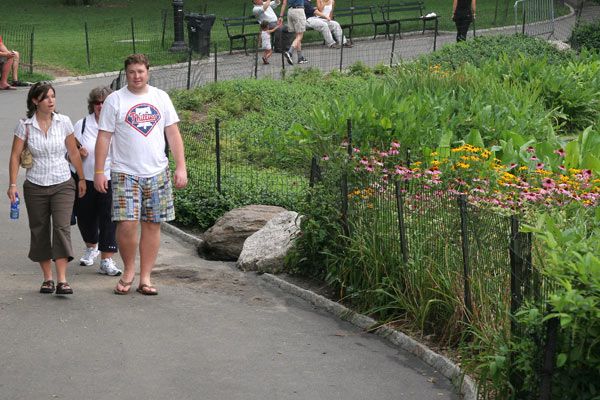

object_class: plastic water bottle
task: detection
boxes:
[10,194,19,220]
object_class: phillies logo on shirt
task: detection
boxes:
[126,103,162,136]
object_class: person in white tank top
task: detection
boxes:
[311,0,352,48]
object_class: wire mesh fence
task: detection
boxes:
[179,119,309,209]
[0,24,34,75]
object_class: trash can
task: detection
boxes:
[185,14,216,56]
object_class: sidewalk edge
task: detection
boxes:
[261,272,478,400]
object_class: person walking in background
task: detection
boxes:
[7,82,87,295]
[253,0,293,53]
[279,0,308,65]
[259,20,282,64]
[452,0,476,42]
[94,54,187,296]
[71,86,122,276]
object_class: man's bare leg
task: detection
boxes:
[138,221,161,294]
[115,220,138,292]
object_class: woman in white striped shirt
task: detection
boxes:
[7,82,86,295]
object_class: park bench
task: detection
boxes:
[332,6,382,42]
[377,2,439,39]
[222,15,259,55]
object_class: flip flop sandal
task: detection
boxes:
[262,56,269,65]
[136,284,158,296]
[0,85,17,90]
[40,280,55,294]
[56,282,73,295]
[114,278,134,295]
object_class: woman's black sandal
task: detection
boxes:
[40,280,55,294]
[56,282,73,295]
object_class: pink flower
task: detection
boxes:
[365,164,375,172]
[360,157,369,165]
[558,165,566,171]
[535,163,544,170]
[582,169,593,179]
[530,155,539,161]
[508,163,518,170]
[321,155,329,161]
[526,146,536,153]
[341,141,348,147]
[388,148,399,155]
[353,148,360,153]
[554,148,566,156]
[390,140,401,148]
[542,178,555,189]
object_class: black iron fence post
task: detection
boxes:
[339,34,344,72]
[161,9,168,49]
[309,156,321,188]
[390,27,396,66]
[341,119,352,236]
[214,43,218,82]
[254,35,259,79]
[29,26,34,74]
[458,194,474,319]
[539,308,558,400]
[215,118,221,194]
[131,17,136,54]
[395,179,408,264]
[186,48,192,90]
[85,22,91,68]
[433,18,438,50]
[509,214,525,391]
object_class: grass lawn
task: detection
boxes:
[1,0,568,76]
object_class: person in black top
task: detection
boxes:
[452,0,476,42]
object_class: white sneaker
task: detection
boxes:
[80,246,99,266]
[99,258,122,276]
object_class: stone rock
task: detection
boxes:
[236,211,301,273]
[200,205,287,261]
[548,40,571,52]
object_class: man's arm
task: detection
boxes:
[278,0,288,24]
[165,123,188,189]
[0,42,15,59]
[94,130,112,193]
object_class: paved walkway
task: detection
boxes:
[0,80,460,399]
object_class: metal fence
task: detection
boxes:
[0,24,35,75]
[104,0,599,93]
[179,118,309,209]
[306,125,561,398]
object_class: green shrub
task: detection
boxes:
[470,210,600,398]
[571,20,600,52]
[417,34,575,69]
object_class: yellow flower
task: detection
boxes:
[519,166,528,171]
[367,203,374,209]
[431,160,441,166]
[430,152,438,157]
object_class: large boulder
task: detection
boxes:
[236,211,301,273]
[200,205,287,261]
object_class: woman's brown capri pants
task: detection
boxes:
[23,178,76,262]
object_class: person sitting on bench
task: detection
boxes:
[306,0,351,49]
[0,35,28,90]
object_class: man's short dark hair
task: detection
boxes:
[124,53,150,71]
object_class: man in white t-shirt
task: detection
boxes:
[252,0,292,52]
[94,53,187,296]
